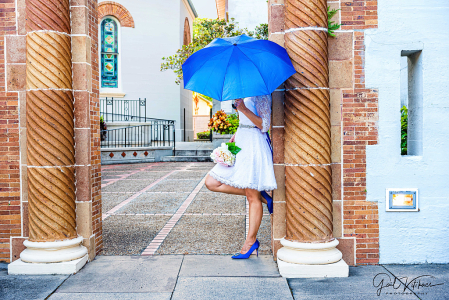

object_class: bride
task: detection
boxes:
[205,95,277,259]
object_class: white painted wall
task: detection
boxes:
[180,1,195,141]
[364,0,449,263]
[191,0,217,18]
[228,0,268,31]
[99,0,195,141]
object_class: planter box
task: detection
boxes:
[212,133,233,148]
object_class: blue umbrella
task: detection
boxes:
[182,34,295,101]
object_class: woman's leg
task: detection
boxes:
[205,174,246,196]
[240,188,263,254]
[204,175,268,204]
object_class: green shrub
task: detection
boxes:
[197,131,211,140]
[226,113,239,134]
[401,105,408,155]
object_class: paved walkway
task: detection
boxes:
[101,162,271,256]
[1,162,448,299]
[2,259,448,299]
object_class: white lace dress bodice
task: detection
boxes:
[209,95,277,191]
[238,95,272,132]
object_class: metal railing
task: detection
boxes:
[101,97,149,122]
[101,121,175,150]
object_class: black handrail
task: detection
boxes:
[101,97,153,122]
[101,122,175,151]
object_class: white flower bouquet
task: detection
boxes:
[210,142,241,167]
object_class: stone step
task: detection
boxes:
[175,149,212,156]
[161,156,212,162]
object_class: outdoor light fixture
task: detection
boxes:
[386,188,419,212]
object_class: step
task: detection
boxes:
[161,156,212,162]
[175,150,213,156]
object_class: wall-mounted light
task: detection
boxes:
[386,188,419,212]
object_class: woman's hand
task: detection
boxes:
[229,133,236,143]
[234,98,248,113]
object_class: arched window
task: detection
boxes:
[183,18,191,46]
[101,17,119,88]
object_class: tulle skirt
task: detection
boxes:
[209,127,277,191]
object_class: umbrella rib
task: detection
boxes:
[220,47,236,101]
[235,47,270,93]
[183,47,229,86]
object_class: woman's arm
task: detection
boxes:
[234,98,264,130]
[234,96,271,132]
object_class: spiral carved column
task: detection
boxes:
[276,0,347,277]
[18,0,87,267]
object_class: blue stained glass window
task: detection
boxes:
[101,18,118,88]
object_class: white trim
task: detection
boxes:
[26,30,70,37]
[181,0,196,20]
[26,88,72,92]
[285,27,328,33]
[99,16,123,94]
[275,87,329,91]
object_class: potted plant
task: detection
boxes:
[208,110,239,148]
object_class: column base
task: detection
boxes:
[8,254,88,275]
[277,238,349,278]
[278,258,349,278]
[20,236,88,263]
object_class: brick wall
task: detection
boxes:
[0,0,25,263]
[268,0,379,265]
[88,0,103,256]
[338,0,380,265]
[97,1,135,28]
[0,0,102,262]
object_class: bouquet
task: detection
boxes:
[210,142,241,167]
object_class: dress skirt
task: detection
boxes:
[209,127,277,191]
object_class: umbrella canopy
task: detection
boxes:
[182,34,295,101]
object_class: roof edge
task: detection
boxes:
[186,0,198,18]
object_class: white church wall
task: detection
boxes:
[364,0,449,263]
[99,0,194,141]
[227,0,268,31]
[179,1,195,141]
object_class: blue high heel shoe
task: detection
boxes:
[261,191,273,214]
[232,239,260,259]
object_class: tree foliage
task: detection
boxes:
[161,18,268,85]
[401,105,408,155]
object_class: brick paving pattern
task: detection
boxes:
[101,162,272,256]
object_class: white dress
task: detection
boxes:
[209,95,277,191]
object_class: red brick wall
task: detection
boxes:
[340,1,380,265]
[0,0,102,262]
[0,0,21,263]
[268,0,380,265]
[97,1,135,28]
[88,0,103,256]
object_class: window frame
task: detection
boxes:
[99,16,122,93]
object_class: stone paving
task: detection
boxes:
[101,162,272,256]
[2,161,448,299]
[3,258,448,299]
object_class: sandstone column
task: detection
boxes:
[276,0,347,277]
[9,0,87,274]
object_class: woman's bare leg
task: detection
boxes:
[240,188,263,254]
[204,174,268,204]
[205,174,246,196]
